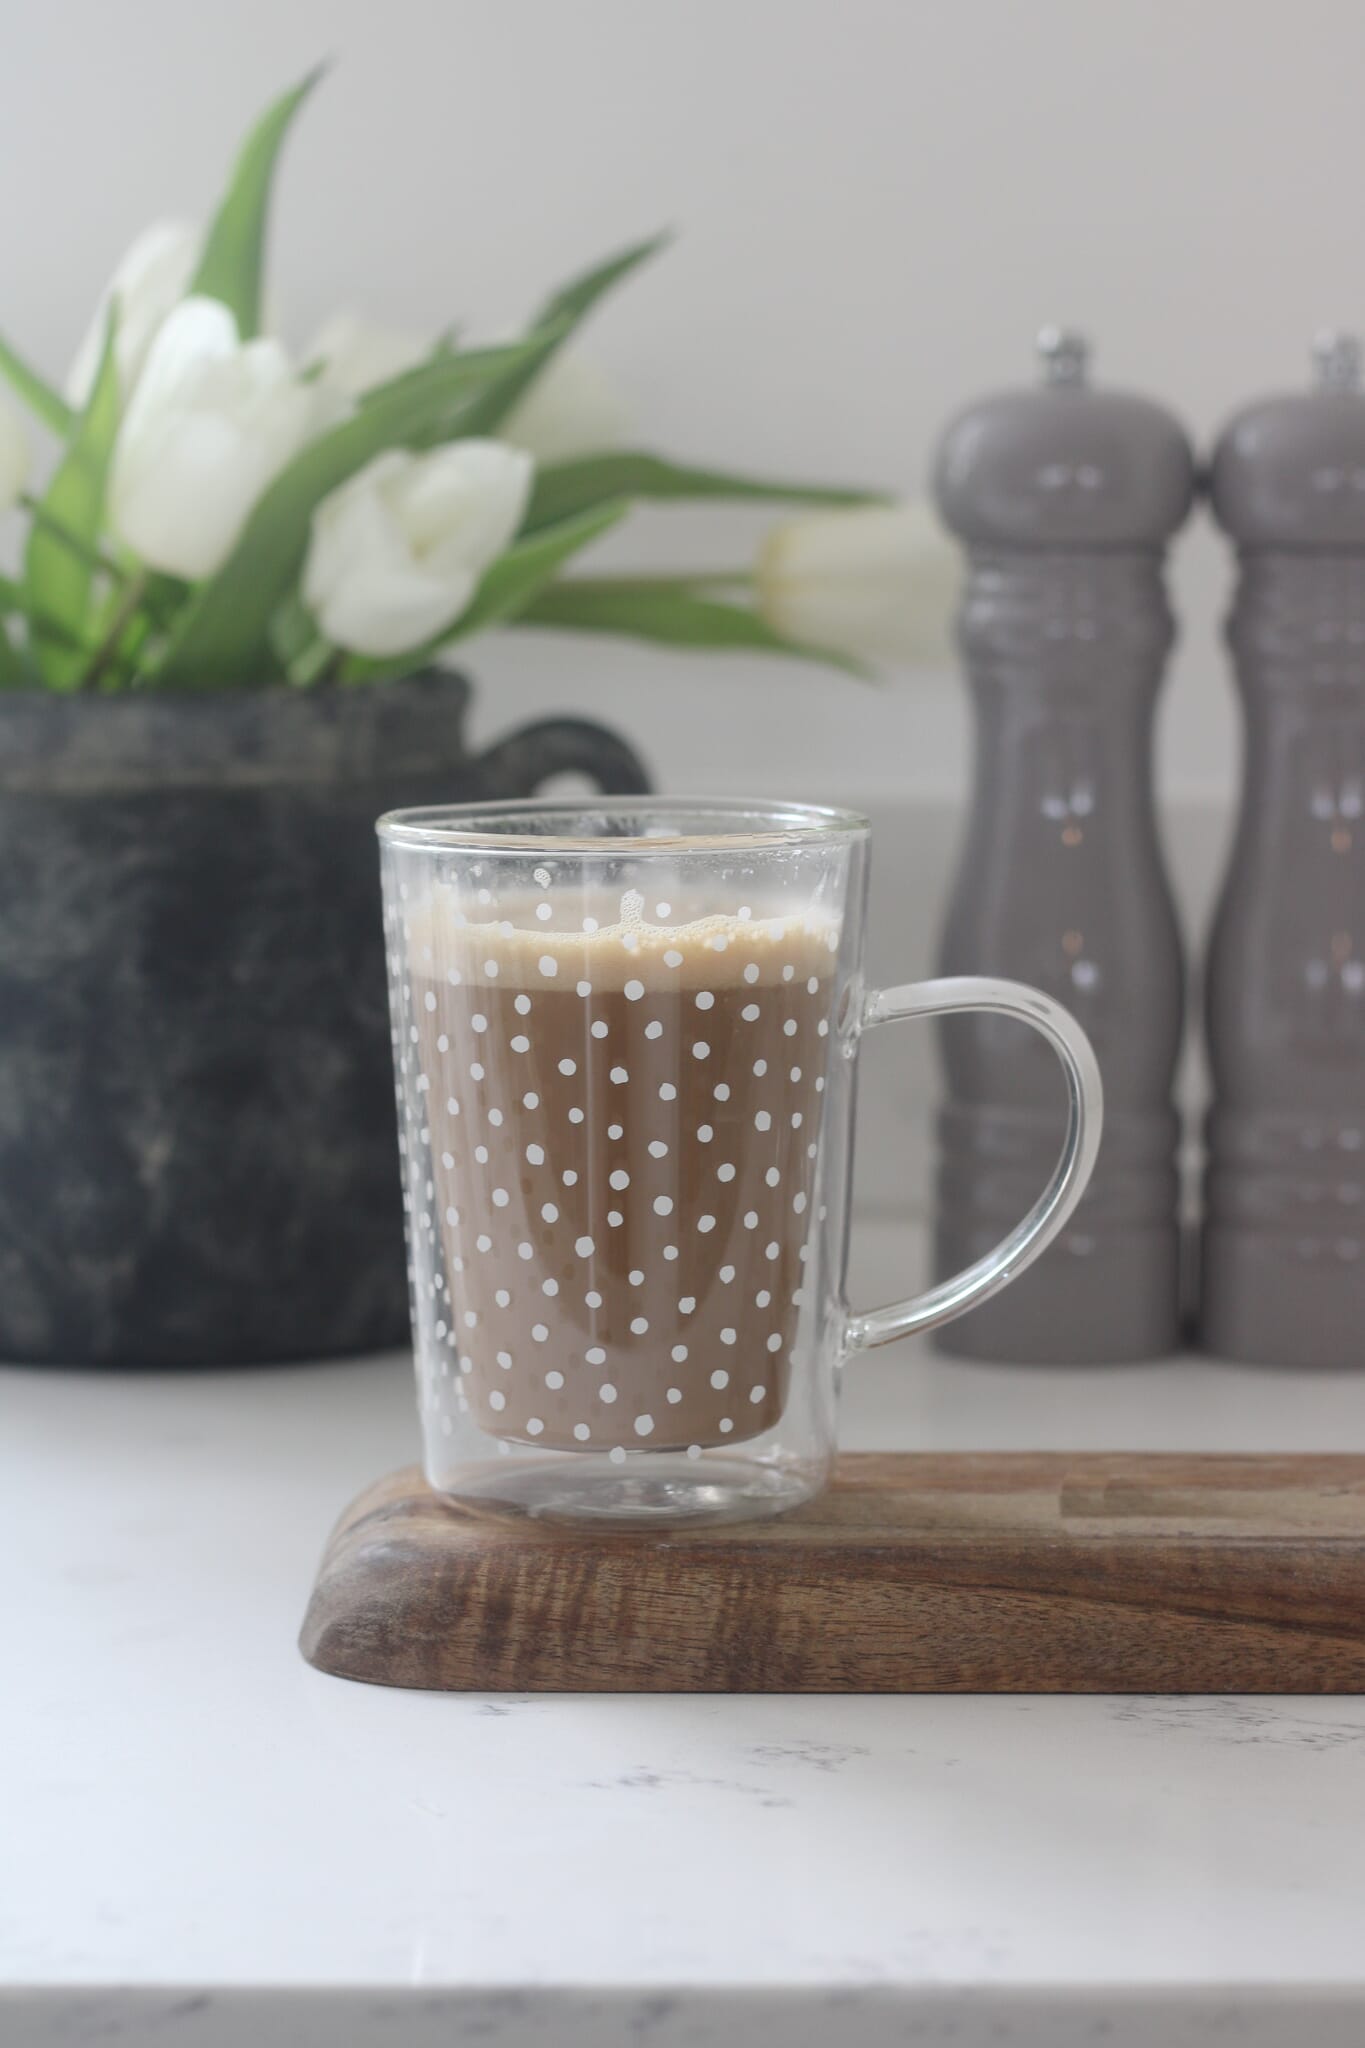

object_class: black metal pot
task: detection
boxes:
[0,671,648,1366]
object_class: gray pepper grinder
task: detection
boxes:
[931,329,1194,1362]
[1202,333,1365,1367]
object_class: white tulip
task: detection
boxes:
[109,296,331,581]
[501,350,631,463]
[0,399,30,513]
[303,440,534,658]
[307,312,431,398]
[755,501,964,668]
[66,220,203,407]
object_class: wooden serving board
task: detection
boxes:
[299,1454,1365,1693]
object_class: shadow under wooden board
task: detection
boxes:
[299,1453,1365,1694]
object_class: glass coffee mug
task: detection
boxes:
[379,799,1102,1524]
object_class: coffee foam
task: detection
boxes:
[408,889,841,993]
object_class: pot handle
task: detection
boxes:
[475,716,651,798]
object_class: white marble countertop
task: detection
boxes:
[6,1221,1365,2048]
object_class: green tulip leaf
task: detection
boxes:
[525,450,880,534]
[362,317,563,455]
[0,580,28,688]
[449,498,629,641]
[269,588,321,672]
[153,334,568,690]
[399,336,572,457]
[335,499,629,687]
[0,569,98,667]
[533,231,671,331]
[190,67,323,338]
[515,578,866,675]
[23,312,121,689]
[456,232,668,438]
[0,622,26,690]
[21,500,138,586]
[0,329,73,439]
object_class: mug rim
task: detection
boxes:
[376,794,871,854]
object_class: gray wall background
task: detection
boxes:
[6,0,1364,804]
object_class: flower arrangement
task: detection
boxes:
[0,70,957,696]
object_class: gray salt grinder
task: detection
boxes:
[931,329,1194,1362]
[1202,334,1365,1367]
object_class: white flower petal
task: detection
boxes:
[303,440,533,658]
[109,297,326,580]
[755,501,964,668]
[121,297,238,420]
[112,413,249,580]
[303,455,412,611]
[66,220,203,406]
[317,563,480,657]
[502,350,631,462]
[308,312,431,397]
[395,440,533,570]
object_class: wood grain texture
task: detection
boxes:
[299,1454,1365,1693]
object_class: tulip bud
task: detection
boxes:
[307,312,431,398]
[109,296,332,582]
[755,501,963,668]
[66,221,204,406]
[303,440,534,658]
[502,350,631,464]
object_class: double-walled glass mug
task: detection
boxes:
[379,799,1102,1525]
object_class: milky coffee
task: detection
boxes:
[412,895,838,1452]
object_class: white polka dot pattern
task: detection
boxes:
[405,902,837,1453]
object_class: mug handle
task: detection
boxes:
[844,976,1103,1352]
[475,716,651,798]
